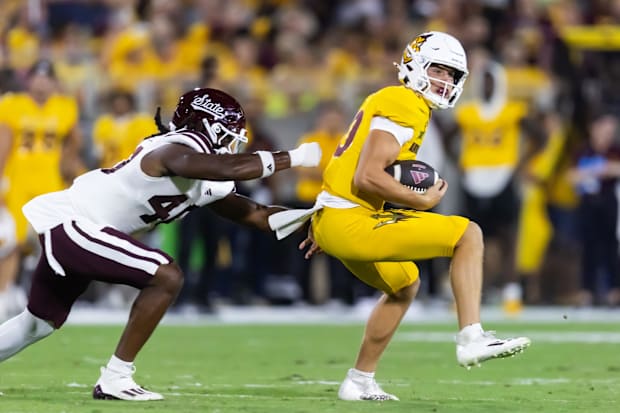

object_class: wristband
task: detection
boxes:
[255,151,275,178]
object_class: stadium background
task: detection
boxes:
[1,0,620,315]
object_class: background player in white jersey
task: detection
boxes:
[0,88,321,401]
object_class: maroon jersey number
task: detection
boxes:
[140,195,196,224]
[334,110,363,157]
[101,146,144,174]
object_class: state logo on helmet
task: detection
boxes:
[170,88,248,154]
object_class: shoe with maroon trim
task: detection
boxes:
[93,366,163,401]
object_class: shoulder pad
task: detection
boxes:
[161,129,215,154]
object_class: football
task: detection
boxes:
[385,159,439,193]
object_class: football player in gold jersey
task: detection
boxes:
[0,60,84,320]
[269,32,531,401]
[92,89,158,168]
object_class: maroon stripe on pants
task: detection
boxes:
[27,222,174,328]
[71,221,166,267]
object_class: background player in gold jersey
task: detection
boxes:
[0,60,84,321]
[92,89,158,168]
[451,60,533,314]
[270,31,531,401]
[515,112,567,305]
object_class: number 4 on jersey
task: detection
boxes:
[140,195,194,224]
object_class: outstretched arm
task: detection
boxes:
[208,192,285,231]
[141,142,321,181]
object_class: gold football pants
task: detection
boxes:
[312,206,469,294]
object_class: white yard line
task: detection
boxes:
[396,331,620,343]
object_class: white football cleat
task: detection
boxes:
[338,369,399,401]
[456,330,531,368]
[93,366,163,401]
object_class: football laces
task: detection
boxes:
[404,185,428,194]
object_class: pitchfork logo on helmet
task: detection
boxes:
[170,88,248,154]
[395,31,468,110]
[405,34,432,58]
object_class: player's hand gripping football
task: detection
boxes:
[420,178,448,210]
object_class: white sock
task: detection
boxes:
[107,354,134,374]
[349,368,375,380]
[459,323,484,341]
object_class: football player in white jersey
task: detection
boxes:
[0,88,321,401]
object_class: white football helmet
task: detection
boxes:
[395,31,468,109]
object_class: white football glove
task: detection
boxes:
[289,142,322,167]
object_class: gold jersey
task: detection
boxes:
[93,113,158,168]
[455,101,527,170]
[322,85,430,211]
[0,92,78,192]
[0,92,78,241]
[311,85,470,294]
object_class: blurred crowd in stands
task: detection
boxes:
[1,0,620,318]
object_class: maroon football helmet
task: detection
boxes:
[170,88,248,154]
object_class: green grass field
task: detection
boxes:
[0,321,618,413]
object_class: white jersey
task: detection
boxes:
[23,129,235,235]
